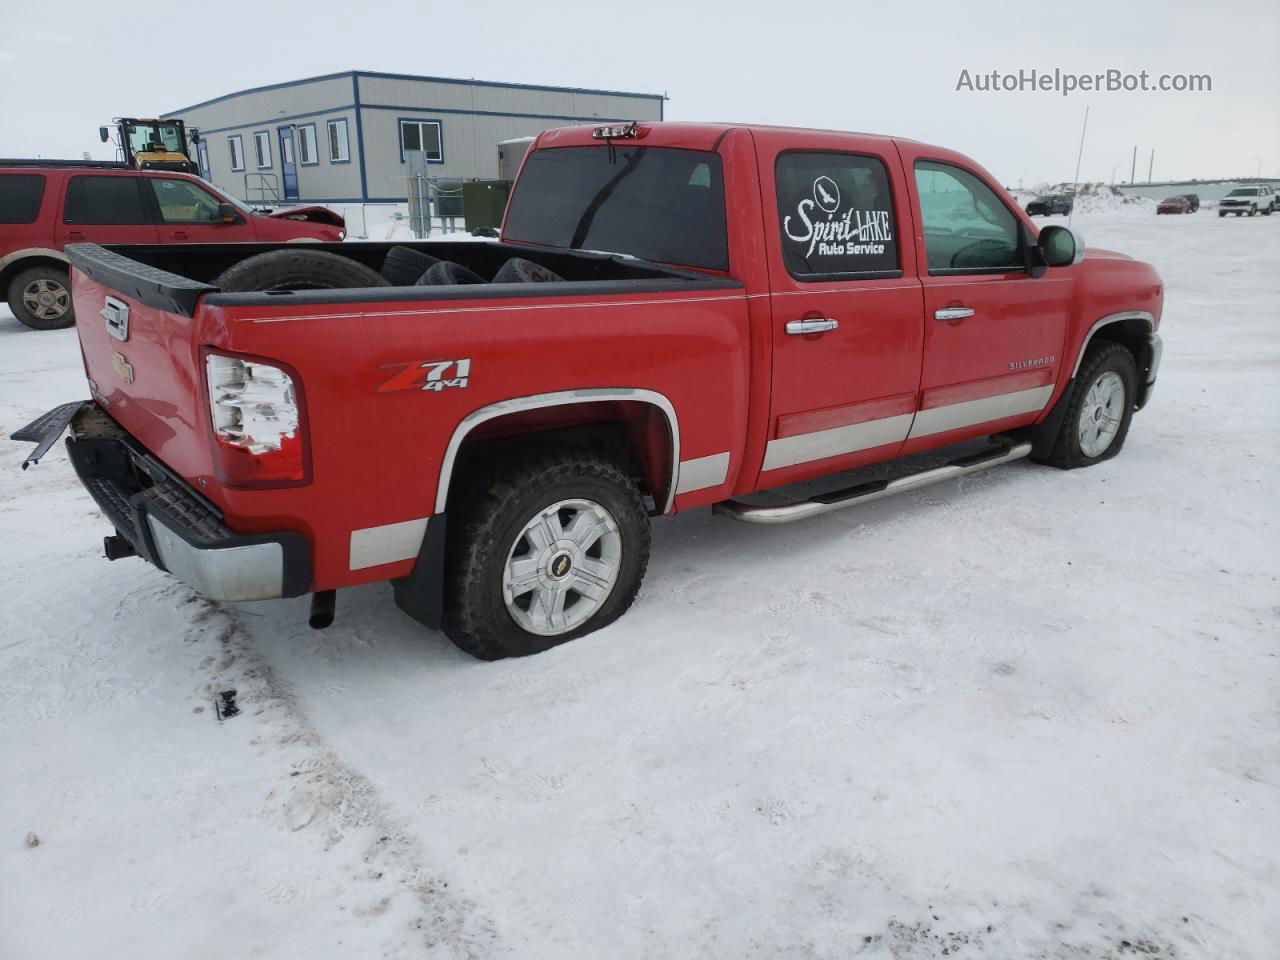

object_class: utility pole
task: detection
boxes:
[1068,106,1089,227]
[1148,149,1154,183]
[1130,145,1137,184]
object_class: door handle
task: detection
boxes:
[934,307,975,322]
[66,231,85,241]
[171,231,189,240]
[785,318,839,335]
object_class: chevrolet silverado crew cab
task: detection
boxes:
[0,160,345,329]
[12,122,1163,660]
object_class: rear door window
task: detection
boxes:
[63,175,151,225]
[0,174,47,223]
[774,152,899,279]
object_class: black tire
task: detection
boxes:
[381,245,440,285]
[492,257,565,284]
[415,260,486,286]
[443,449,651,660]
[7,265,74,330]
[1036,341,1138,469]
[1219,211,1227,218]
[1248,206,1257,217]
[213,250,389,292]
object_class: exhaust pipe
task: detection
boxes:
[308,590,336,630]
[103,533,137,561]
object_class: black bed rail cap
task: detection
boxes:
[64,243,214,318]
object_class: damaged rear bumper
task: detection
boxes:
[10,402,310,602]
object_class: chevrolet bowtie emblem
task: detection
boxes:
[111,351,134,385]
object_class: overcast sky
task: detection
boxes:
[2,0,1276,188]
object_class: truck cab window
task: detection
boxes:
[914,161,1023,274]
[774,152,899,279]
[503,146,728,271]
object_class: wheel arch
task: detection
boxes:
[0,249,70,301]
[1073,310,1155,378]
[435,389,681,517]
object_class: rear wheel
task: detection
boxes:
[7,266,74,330]
[443,449,650,659]
[1035,341,1138,469]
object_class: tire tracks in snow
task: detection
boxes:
[183,592,505,958]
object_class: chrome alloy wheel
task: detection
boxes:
[1078,370,1126,457]
[22,278,70,321]
[502,498,622,636]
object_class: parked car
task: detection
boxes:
[12,121,1163,660]
[0,160,345,329]
[1157,196,1194,214]
[1025,194,1074,216]
[1180,193,1200,212]
[1218,185,1276,217]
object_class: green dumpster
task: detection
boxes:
[463,180,512,232]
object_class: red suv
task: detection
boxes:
[0,161,345,329]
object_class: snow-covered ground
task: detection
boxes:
[2,210,1278,960]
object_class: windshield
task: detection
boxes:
[1227,188,1258,197]
[124,121,184,155]
[503,145,728,271]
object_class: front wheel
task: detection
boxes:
[1035,341,1138,469]
[7,266,74,330]
[443,449,651,659]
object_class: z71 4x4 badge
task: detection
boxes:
[376,359,471,394]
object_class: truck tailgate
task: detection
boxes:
[68,244,216,484]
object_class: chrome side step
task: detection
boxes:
[713,441,1033,524]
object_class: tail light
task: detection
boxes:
[205,351,309,487]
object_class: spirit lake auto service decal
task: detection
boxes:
[783,176,892,259]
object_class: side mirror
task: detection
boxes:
[99,126,110,143]
[1038,224,1085,268]
[216,202,241,224]
[190,129,201,144]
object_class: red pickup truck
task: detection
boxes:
[12,122,1163,660]
[0,161,345,329]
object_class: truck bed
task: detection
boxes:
[66,240,736,317]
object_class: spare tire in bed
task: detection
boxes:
[415,260,486,286]
[381,245,440,285]
[491,257,565,284]
[214,250,390,293]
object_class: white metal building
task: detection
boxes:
[165,70,665,204]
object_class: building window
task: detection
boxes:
[327,118,350,163]
[228,135,245,172]
[399,119,443,163]
[297,124,318,166]
[253,131,272,169]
